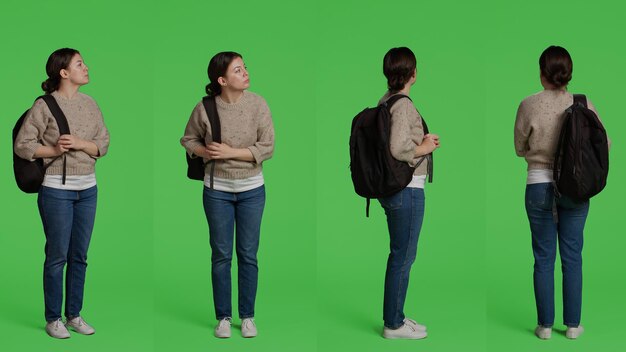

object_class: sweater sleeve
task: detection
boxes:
[90,101,110,159]
[389,98,419,165]
[14,99,48,161]
[247,99,275,164]
[180,102,208,158]
[514,100,531,157]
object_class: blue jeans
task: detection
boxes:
[37,186,98,322]
[203,185,265,320]
[525,183,589,327]
[378,187,425,329]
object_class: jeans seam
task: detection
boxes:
[391,189,413,327]
[66,200,77,318]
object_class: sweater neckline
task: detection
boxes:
[542,88,569,94]
[51,90,81,102]
[216,91,249,110]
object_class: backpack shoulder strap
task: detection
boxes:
[202,96,221,143]
[573,94,587,108]
[38,95,70,184]
[383,94,411,109]
[39,95,70,134]
[201,96,221,189]
[553,95,582,190]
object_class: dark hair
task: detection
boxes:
[41,48,80,94]
[205,51,243,97]
[383,47,417,93]
[539,46,573,88]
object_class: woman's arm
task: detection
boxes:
[33,144,67,158]
[514,101,530,156]
[246,99,275,163]
[415,134,439,157]
[181,102,209,158]
[15,100,49,160]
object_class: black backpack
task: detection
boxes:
[13,95,70,193]
[186,96,221,188]
[553,94,609,202]
[349,94,432,216]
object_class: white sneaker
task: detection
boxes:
[214,318,232,338]
[241,318,257,338]
[566,325,584,339]
[46,319,70,339]
[404,318,427,332]
[383,322,427,339]
[535,325,552,339]
[65,316,95,335]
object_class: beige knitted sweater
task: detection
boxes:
[514,89,608,170]
[181,91,275,179]
[14,91,110,175]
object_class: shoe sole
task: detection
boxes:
[46,330,70,339]
[383,333,428,340]
[66,325,95,335]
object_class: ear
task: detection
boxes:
[217,76,227,86]
[60,69,70,79]
[412,68,417,79]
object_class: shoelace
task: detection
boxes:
[54,319,63,330]
[405,318,417,325]
[68,317,84,327]
[243,319,255,329]
[218,318,231,330]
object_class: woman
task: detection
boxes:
[180,51,274,339]
[14,48,110,339]
[514,45,609,340]
[378,47,440,339]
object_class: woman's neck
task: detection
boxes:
[56,82,80,99]
[219,89,244,104]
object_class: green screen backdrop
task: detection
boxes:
[0,0,623,351]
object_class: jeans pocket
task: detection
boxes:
[526,183,554,210]
[378,190,403,210]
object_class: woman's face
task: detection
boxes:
[220,57,250,91]
[61,54,89,86]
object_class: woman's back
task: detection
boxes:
[515,89,574,170]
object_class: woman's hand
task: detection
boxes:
[206,142,255,162]
[207,142,236,160]
[425,133,440,149]
[421,133,441,154]
[58,134,87,151]
[53,143,69,156]
[193,146,212,159]
[57,134,100,156]
[414,133,441,157]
